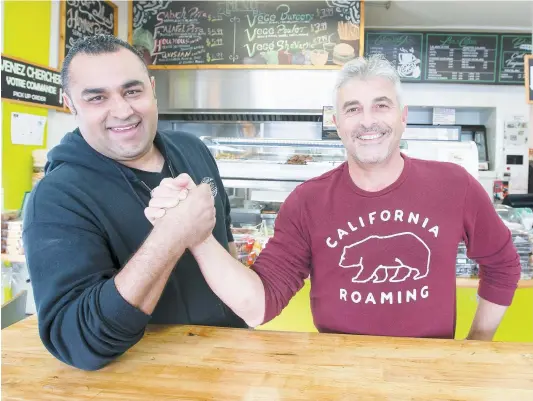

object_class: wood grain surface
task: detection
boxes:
[2,315,533,400]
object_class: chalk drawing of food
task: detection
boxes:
[397,47,421,79]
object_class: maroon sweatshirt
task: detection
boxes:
[251,154,521,338]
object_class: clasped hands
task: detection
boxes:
[144,174,216,248]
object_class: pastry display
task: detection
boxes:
[286,154,314,165]
[215,152,239,160]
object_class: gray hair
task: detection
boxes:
[333,54,404,112]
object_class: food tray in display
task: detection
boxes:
[204,137,346,163]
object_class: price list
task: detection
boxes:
[131,1,362,67]
[150,7,212,65]
[425,34,498,83]
[498,34,532,84]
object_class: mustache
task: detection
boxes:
[106,120,141,129]
[351,123,393,138]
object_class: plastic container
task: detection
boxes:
[32,149,48,188]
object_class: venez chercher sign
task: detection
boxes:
[1,54,66,111]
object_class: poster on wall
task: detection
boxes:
[1,54,67,112]
[128,0,365,68]
[10,112,46,146]
[59,0,118,66]
[504,115,529,147]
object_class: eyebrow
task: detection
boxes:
[81,80,145,97]
[374,96,394,104]
[342,100,361,111]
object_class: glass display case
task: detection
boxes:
[200,136,347,165]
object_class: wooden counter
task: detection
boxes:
[2,315,533,400]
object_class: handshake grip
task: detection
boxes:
[144,174,217,249]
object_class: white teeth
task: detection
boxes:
[358,133,383,140]
[112,123,138,131]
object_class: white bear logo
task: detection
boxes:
[339,232,431,284]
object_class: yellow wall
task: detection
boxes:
[2,0,51,210]
[257,280,533,342]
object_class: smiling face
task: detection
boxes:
[63,47,158,163]
[334,76,408,166]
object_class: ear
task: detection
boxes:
[401,105,408,128]
[63,93,77,115]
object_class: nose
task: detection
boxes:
[109,95,134,120]
[359,109,378,128]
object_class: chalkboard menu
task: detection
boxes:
[526,55,533,104]
[60,0,118,65]
[425,33,498,83]
[128,0,364,68]
[365,32,423,81]
[365,30,531,86]
[1,54,66,111]
[499,34,532,84]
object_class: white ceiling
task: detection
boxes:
[364,0,533,32]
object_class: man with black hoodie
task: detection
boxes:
[22,34,246,371]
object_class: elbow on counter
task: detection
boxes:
[238,271,268,329]
[240,291,266,329]
[35,280,150,371]
[62,354,116,372]
[40,328,128,372]
[244,313,265,329]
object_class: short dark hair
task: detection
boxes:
[61,34,149,92]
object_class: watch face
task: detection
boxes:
[201,177,218,198]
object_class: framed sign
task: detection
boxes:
[1,54,67,112]
[526,54,533,104]
[59,0,119,66]
[365,30,531,86]
[128,0,365,69]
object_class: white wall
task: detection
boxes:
[402,83,528,171]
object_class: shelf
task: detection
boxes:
[218,160,341,181]
[456,277,533,289]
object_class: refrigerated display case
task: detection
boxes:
[200,136,348,226]
[201,136,346,171]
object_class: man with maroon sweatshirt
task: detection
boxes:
[146,55,521,341]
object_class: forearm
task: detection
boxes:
[115,223,186,315]
[191,235,266,327]
[467,296,508,341]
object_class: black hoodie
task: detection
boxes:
[22,128,247,371]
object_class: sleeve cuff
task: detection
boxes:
[227,229,234,243]
[99,279,152,335]
[478,279,517,307]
